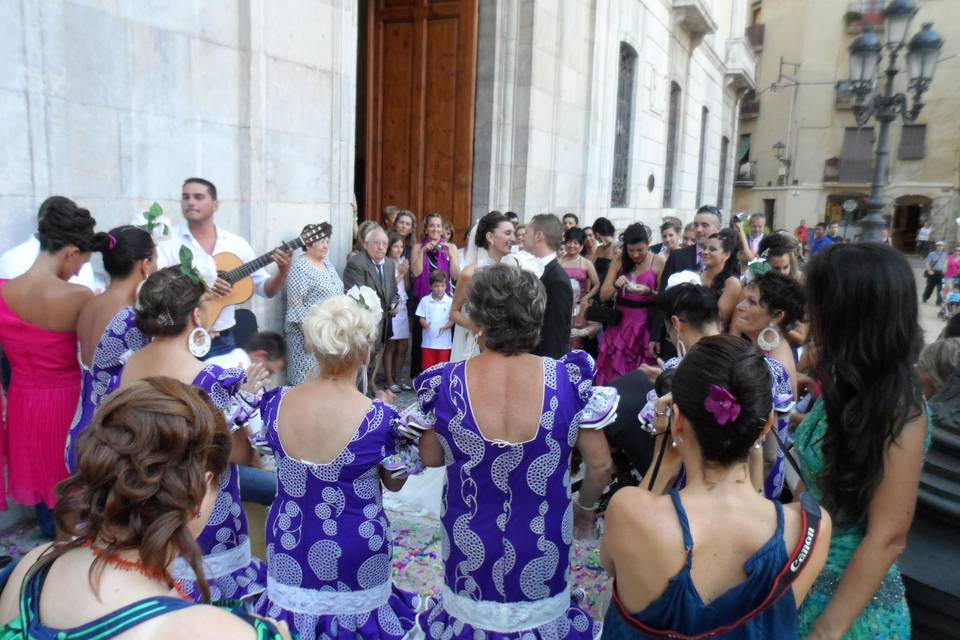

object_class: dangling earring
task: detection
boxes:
[188,327,211,358]
[757,323,781,352]
[676,338,687,359]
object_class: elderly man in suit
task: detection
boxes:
[343,224,399,393]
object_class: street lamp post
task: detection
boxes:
[846,0,942,242]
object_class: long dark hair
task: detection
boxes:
[806,243,923,526]
[706,228,739,293]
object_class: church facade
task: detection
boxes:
[1,0,754,328]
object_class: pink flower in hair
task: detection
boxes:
[704,384,740,426]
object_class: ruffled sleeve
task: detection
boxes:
[201,365,261,430]
[378,402,425,478]
[253,386,286,454]
[409,365,446,431]
[560,350,620,431]
[765,357,796,414]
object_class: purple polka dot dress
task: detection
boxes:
[172,364,267,604]
[411,351,618,639]
[253,387,423,640]
[65,306,148,473]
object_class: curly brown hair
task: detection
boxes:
[50,377,231,602]
[135,266,207,337]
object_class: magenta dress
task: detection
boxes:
[594,269,657,385]
[0,280,80,507]
[563,259,591,302]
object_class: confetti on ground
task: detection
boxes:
[387,508,612,620]
[0,521,47,561]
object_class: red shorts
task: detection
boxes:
[422,347,452,370]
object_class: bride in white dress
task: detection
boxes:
[449,212,515,362]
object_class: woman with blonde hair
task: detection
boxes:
[0,378,290,639]
[254,287,423,639]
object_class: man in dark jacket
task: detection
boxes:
[526,214,573,359]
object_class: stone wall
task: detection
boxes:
[0,0,358,330]
[472,0,749,232]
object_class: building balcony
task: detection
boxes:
[845,1,885,34]
[725,38,757,92]
[740,90,760,119]
[735,161,757,187]
[672,0,719,39]
[746,23,765,51]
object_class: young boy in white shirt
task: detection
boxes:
[416,270,455,369]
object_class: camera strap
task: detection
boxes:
[616,429,824,639]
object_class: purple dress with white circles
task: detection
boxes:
[253,388,422,640]
[412,351,618,640]
[65,306,148,473]
[172,364,267,604]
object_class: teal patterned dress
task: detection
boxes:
[794,398,927,639]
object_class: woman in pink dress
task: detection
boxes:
[595,223,664,385]
[0,197,107,536]
[560,227,601,351]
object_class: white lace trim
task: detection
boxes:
[171,539,252,581]
[266,577,391,615]
[439,585,571,633]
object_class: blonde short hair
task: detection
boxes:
[302,295,384,376]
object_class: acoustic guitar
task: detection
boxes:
[207,223,332,326]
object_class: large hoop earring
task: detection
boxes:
[757,324,781,352]
[676,338,687,359]
[188,327,211,358]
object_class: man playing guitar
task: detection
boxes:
[156,177,292,359]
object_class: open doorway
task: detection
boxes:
[893,195,931,253]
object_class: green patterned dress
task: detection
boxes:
[795,398,927,639]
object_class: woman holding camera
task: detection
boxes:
[410,212,460,376]
[601,336,832,638]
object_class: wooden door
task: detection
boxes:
[366,0,478,235]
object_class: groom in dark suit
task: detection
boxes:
[343,225,399,385]
[526,214,573,359]
[648,205,723,359]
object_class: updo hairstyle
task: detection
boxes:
[36,196,109,254]
[102,225,155,279]
[475,210,510,249]
[135,266,206,337]
[302,295,384,376]
[619,223,650,274]
[592,217,616,238]
[656,283,719,333]
[54,377,231,602]
[918,338,960,394]
[672,335,772,466]
[467,263,546,355]
[749,271,806,330]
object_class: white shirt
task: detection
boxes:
[917,227,932,242]
[0,236,98,290]
[416,294,454,350]
[205,347,252,371]
[157,222,270,332]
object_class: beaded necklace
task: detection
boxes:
[80,540,191,601]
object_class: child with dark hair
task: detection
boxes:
[416,270,454,369]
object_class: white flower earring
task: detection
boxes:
[188,327,211,358]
